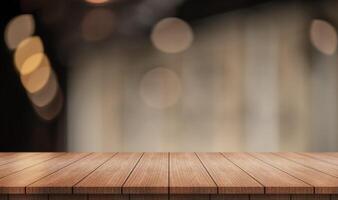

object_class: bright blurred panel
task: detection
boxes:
[151,17,194,53]
[14,36,44,72]
[85,0,110,5]
[310,19,337,55]
[5,14,35,50]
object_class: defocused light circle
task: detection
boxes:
[81,8,115,41]
[21,65,51,93]
[310,19,337,55]
[14,36,44,72]
[85,0,109,4]
[151,17,193,53]
[140,67,181,109]
[5,14,35,50]
[20,53,49,76]
[28,69,58,107]
[33,89,63,121]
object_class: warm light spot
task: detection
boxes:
[33,89,63,121]
[14,36,44,72]
[151,17,194,53]
[140,67,181,109]
[20,53,50,76]
[5,14,35,50]
[21,65,51,93]
[310,19,337,55]
[28,69,58,107]
[81,8,115,41]
[85,0,109,4]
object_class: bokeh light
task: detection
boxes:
[14,36,44,72]
[81,8,115,41]
[33,90,63,121]
[85,0,110,5]
[20,53,50,76]
[151,17,194,53]
[5,14,35,50]
[310,19,337,55]
[20,65,51,94]
[28,70,58,107]
[140,67,181,109]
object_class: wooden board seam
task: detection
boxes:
[23,153,92,194]
[277,153,338,179]
[70,153,118,194]
[220,153,265,194]
[248,153,315,194]
[195,152,220,194]
[121,153,145,194]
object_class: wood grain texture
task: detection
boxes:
[197,153,263,194]
[130,195,168,200]
[48,195,87,200]
[251,153,338,194]
[277,152,338,178]
[88,194,129,200]
[26,153,114,194]
[291,195,330,200]
[8,195,47,200]
[123,153,168,194]
[0,153,88,194]
[0,153,62,179]
[75,152,142,194]
[211,194,249,200]
[301,153,338,166]
[0,153,40,166]
[170,153,217,194]
[170,195,209,200]
[223,153,312,194]
[250,195,290,200]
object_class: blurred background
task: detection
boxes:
[0,0,337,152]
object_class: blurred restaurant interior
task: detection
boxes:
[0,0,338,152]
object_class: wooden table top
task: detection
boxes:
[0,152,338,196]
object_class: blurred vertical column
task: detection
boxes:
[309,18,338,151]
[244,8,280,151]
[278,4,310,151]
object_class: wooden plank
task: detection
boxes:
[49,195,86,200]
[250,195,290,200]
[8,195,47,200]
[0,153,40,166]
[123,153,168,194]
[301,153,338,166]
[170,195,209,200]
[0,153,62,179]
[130,194,168,200]
[170,153,217,194]
[26,153,114,194]
[251,153,338,194]
[197,153,263,194]
[75,153,142,194]
[211,194,249,200]
[291,195,330,200]
[332,195,338,200]
[0,153,89,194]
[222,153,312,194]
[88,194,129,200]
[277,152,338,177]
